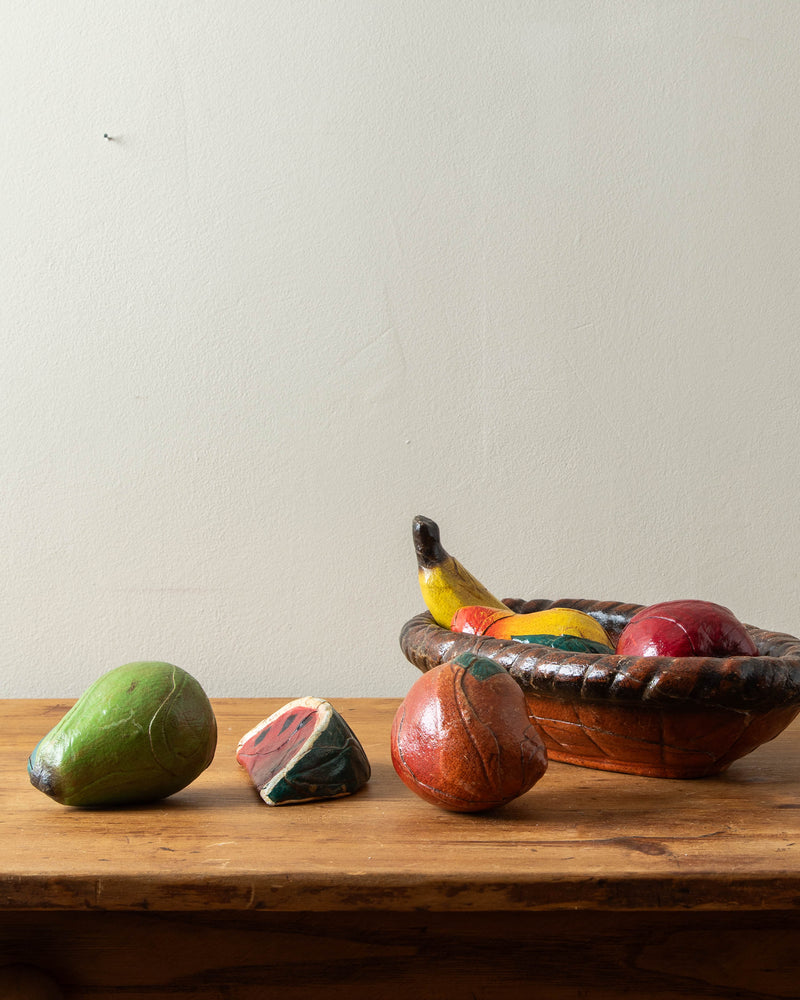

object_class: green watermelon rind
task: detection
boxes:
[241,698,371,806]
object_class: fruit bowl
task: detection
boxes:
[399,597,800,778]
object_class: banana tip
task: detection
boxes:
[413,515,445,567]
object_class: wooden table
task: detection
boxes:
[3,697,800,998]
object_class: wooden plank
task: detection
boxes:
[2,698,800,912]
[2,910,800,999]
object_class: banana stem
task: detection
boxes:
[413,515,447,569]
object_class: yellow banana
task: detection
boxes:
[412,516,614,650]
[413,516,507,628]
[451,604,612,647]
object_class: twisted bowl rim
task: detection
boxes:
[399,597,800,711]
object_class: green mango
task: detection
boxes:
[27,661,217,807]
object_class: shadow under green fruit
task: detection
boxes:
[28,661,217,807]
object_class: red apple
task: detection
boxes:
[616,599,758,657]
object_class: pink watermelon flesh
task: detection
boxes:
[237,705,317,789]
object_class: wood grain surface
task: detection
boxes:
[3,697,800,913]
[4,909,800,1000]
[4,697,800,997]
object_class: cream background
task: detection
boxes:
[3,2,799,698]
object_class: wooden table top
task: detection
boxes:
[3,697,800,914]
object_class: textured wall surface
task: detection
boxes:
[3,2,800,697]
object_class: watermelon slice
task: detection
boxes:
[236,697,371,805]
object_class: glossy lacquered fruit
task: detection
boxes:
[236,697,371,805]
[616,600,758,658]
[451,604,613,648]
[27,662,217,807]
[391,653,548,812]
[413,515,507,628]
[412,516,614,652]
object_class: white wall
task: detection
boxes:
[3,2,800,699]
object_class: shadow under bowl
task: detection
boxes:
[399,597,800,779]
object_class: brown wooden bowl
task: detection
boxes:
[399,597,800,779]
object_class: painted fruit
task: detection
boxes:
[27,662,217,807]
[236,697,371,805]
[451,604,613,648]
[391,653,548,812]
[616,600,758,658]
[512,633,615,653]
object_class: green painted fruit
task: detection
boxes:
[27,661,217,807]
